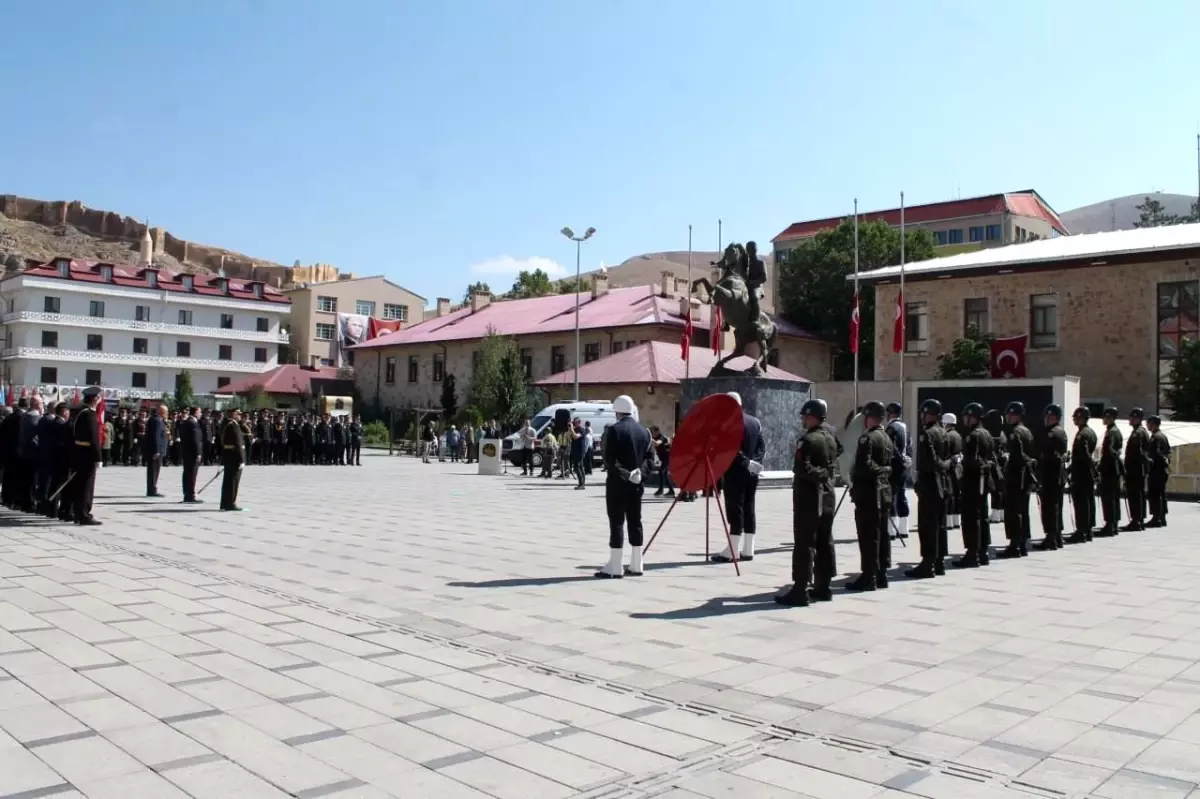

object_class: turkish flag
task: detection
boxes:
[849,291,860,354]
[892,290,905,354]
[711,305,723,355]
[990,334,1028,378]
[681,307,694,361]
[368,318,402,339]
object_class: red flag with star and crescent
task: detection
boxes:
[892,289,905,354]
[849,291,860,354]
[681,306,694,361]
[990,334,1028,378]
[711,305,723,355]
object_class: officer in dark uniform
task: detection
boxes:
[300,414,314,465]
[179,407,203,503]
[884,403,911,540]
[348,415,363,465]
[331,415,346,465]
[943,413,963,532]
[272,412,287,465]
[70,387,103,525]
[1068,407,1098,543]
[983,409,1006,523]
[45,404,73,520]
[778,399,837,607]
[595,395,653,579]
[316,414,332,464]
[956,402,993,567]
[1146,415,1170,527]
[908,399,950,579]
[1097,407,1124,536]
[1035,404,1069,551]
[1124,407,1151,531]
[999,401,1036,558]
[846,401,893,592]
[220,409,246,511]
[712,392,765,564]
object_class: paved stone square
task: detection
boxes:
[1,452,1199,798]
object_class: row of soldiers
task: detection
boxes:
[101,407,364,468]
[780,399,1171,607]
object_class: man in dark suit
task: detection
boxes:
[220,409,246,511]
[179,407,204,503]
[70,388,103,525]
[712,392,767,564]
[143,404,169,497]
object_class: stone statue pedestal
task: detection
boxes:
[679,376,812,473]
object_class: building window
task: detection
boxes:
[946,228,964,245]
[256,317,269,333]
[254,347,267,363]
[132,372,147,388]
[40,366,57,383]
[220,313,234,329]
[86,334,103,351]
[317,295,337,313]
[43,296,60,314]
[986,224,1001,241]
[551,346,565,373]
[520,347,532,379]
[56,258,70,277]
[89,300,105,318]
[85,369,101,385]
[383,303,408,321]
[584,342,601,363]
[146,270,157,288]
[1016,226,1026,242]
[177,341,191,358]
[319,358,334,367]
[133,337,148,354]
[385,356,397,384]
[252,283,264,299]
[217,377,231,388]
[219,344,233,360]
[356,300,376,317]
[407,355,419,383]
[1030,293,1058,349]
[905,301,929,353]
[178,310,193,326]
[135,305,151,322]
[182,275,194,291]
[41,330,58,348]
[612,341,624,354]
[432,353,445,382]
[1157,280,1199,413]
[969,226,985,243]
[100,266,113,283]
[963,298,989,336]
[933,231,948,245]
[315,323,336,340]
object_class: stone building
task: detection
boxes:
[352,272,831,423]
[856,222,1200,416]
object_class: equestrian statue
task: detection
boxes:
[691,241,776,376]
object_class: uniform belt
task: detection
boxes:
[75,441,92,447]
[222,444,237,449]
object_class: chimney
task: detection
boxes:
[591,273,609,299]
[436,297,452,317]
[309,354,321,368]
[660,270,675,298]
[470,290,490,313]
[674,276,690,297]
[678,296,694,319]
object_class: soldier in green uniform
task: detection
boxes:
[1123,408,1151,531]
[1068,407,1098,543]
[1146,414,1171,527]
[777,399,837,607]
[1096,407,1124,536]
[955,403,993,568]
[1034,404,1069,551]
[907,399,950,579]
[999,401,1036,558]
[70,387,104,526]
[846,401,893,592]
[220,409,246,512]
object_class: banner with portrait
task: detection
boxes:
[337,313,370,366]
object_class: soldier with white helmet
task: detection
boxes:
[595,394,654,579]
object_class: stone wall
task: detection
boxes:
[680,376,811,472]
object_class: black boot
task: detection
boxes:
[775,587,809,607]
[904,563,935,579]
[1034,538,1059,551]
[875,572,889,589]
[808,586,833,603]
[953,553,980,568]
[933,560,946,576]
[1066,532,1088,544]
[845,574,876,592]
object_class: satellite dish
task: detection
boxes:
[837,412,866,486]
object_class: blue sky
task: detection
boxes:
[4,1,1199,306]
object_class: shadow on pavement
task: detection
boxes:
[629,591,786,620]
[448,575,598,588]
[574,559,704,573]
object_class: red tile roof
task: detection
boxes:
[354,285,818,349]
[219,365,342,396]
[772,191,1068,243]
[534,340,810,386]
[13,258,290,304]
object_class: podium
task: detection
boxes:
[477,439,503,475]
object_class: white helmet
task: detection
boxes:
[941,412,957,426]
[613,394,637,416]
[727,391,742,406]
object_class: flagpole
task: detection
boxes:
[718,218,722,252]
[853,199,860,410]
[686,224,692,380]
[898,191,906,398]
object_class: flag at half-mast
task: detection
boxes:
[681,304,694,361]
[892,289,905,354]
[711,304,723,355]
[849,291,860,354]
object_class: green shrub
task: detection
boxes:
[363,420,389,446]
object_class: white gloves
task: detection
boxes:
[628,468,642,485]
[747,460,763,476]
[953,454,963,464]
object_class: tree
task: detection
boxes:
[936,328,994,379]
[1134,196,1181,228]
[463,281,492,304]
[1165,338,1200,420]
[508,269,554,299]
[777,220,936,381]
[557,276,591,294]
[440,374,458,421]
[174,370,195,410]
[467,328,529,427]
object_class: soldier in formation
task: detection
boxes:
[909,399,950,579]
[845,401,892,591]
[1068,407,1098,543]
[777,399,837,607]
[1034,404,1068,551]
[955,403,993,568]
[1147,414,1170,527]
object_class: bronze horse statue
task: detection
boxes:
[691,243,777,375]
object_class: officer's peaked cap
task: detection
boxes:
[885,402,902,415]
[82,386,102,401]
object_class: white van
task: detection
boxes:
[502,400,619,468]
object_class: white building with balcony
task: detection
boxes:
[0,257,291,399]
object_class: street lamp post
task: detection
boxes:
[560,225,596,401]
